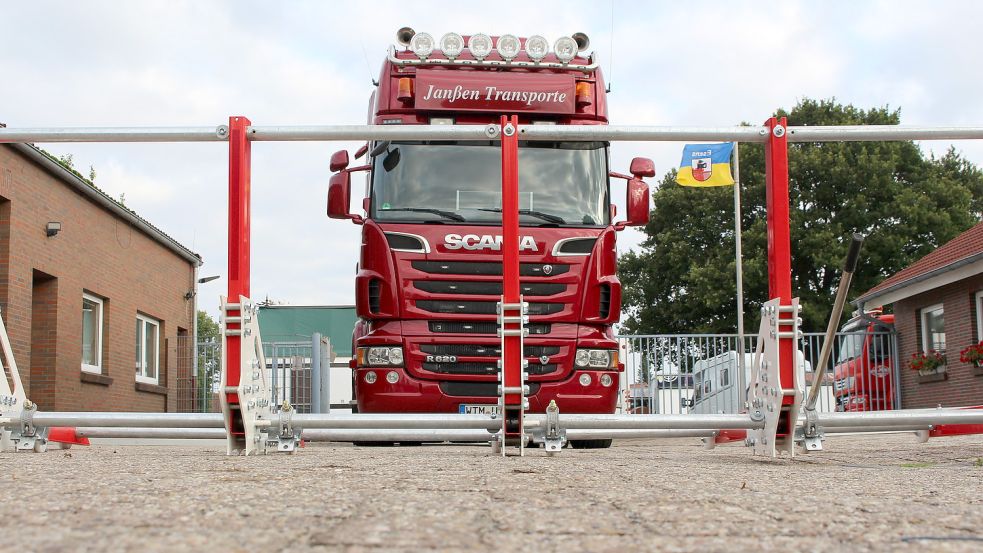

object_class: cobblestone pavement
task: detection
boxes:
[1,434,982,552]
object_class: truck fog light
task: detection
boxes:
[386,370,400,384]
[525,35,549,61]
[364,371,377,384]
[579,373,592,387]
[553,36,577,63]
[440,32,464,59]
[468,33,493,60]
[410,32,434,60]
[496,34,521,61]
[600,374,613,387]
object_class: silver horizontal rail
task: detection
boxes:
[787,126,983,142]
[245,124,500,141]
[817,409,983,428]
[72,427,717,441]
[3,123,983,144]
[0,126,229,143]
[529,413,764,430]
[22,412,224,428]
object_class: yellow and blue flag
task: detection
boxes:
[676,143,735,187]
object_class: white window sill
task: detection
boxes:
[81,364,102,375]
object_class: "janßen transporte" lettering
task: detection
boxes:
[422,84,567,106]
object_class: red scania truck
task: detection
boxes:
[327,29,652,446]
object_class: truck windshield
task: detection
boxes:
[370,141,609,226]
[835,332,866,364]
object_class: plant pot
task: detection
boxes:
[972,365,983,377]
[917,368,948,383]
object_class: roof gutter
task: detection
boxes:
[10,143,202,267]
[854,251,983,306]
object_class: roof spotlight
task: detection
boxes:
[396,27,416,47]
[410,32,434,60]
[468,33,493,60]
[524,35,549,62]
[553,36,577,63]
[496,34,521,61]
[440,32,465,59]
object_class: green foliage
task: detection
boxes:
[620,98,983,334]
[197,310,220,343]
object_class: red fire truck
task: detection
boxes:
[833,310,896,411]
[327,30,652,446]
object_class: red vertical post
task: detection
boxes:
[764,116,796,435]
[226,116,251,423]
[500,115,522,438]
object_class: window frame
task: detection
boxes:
[920,302,945,353]
[81,293,104,374]
[135,313,160,385]
[976,291,983,342]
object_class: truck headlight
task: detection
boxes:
[574,349,618,369]
[358,346,404,367]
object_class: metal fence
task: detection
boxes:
[618,330,900,415]
[175,339,320,414]
[175,330,899,417]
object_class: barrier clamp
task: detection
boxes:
[542,400,566,455]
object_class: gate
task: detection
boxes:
[618,330,900,415]
[176,339,320,414]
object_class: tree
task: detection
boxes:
[620,99,983,335]
[197,310,220,343]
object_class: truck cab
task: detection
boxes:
[832,311,896,411]
[327,30,651,435]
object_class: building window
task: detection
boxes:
[81,294,103,374]
[976,291,983,342]
[135,314,160,384]
[920,303,945,353]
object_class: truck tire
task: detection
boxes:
[569,439,613,449]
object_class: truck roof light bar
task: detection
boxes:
[387,46,600,73]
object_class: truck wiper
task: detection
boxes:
[477,208,566,225]
[382,207,465,222]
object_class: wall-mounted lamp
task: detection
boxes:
[185,275,221,300]
[46,221,62,237]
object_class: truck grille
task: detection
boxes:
[413,281,566,296]
[423,362,558,376]
[428,321,551,334]
[420,344,560,357]
[417,300,563,315]
[412,261,569,277]
[440,382,542,397]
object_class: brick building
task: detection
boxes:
[855,222,983,408]
[0,142,201,412]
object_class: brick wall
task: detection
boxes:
[894,273,983,408]
[0,145,197,412]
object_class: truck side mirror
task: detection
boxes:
[327,171,363,224]
[612,158,652,230]
[625,178,650,227]
[329,150,350,172]
[630,157,655,178]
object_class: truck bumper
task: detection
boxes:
[354,367,619,413]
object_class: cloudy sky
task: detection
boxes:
[3,1,982,316]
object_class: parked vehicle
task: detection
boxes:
[832,310,896,411]
[327,30,652,446]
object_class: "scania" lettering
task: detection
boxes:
[444,234,538,251]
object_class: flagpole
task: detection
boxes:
[733,143,747,406]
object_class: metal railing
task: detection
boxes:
[176,339,318,414]
[617,330,900,416]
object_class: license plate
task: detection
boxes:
[459,403,501,415]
